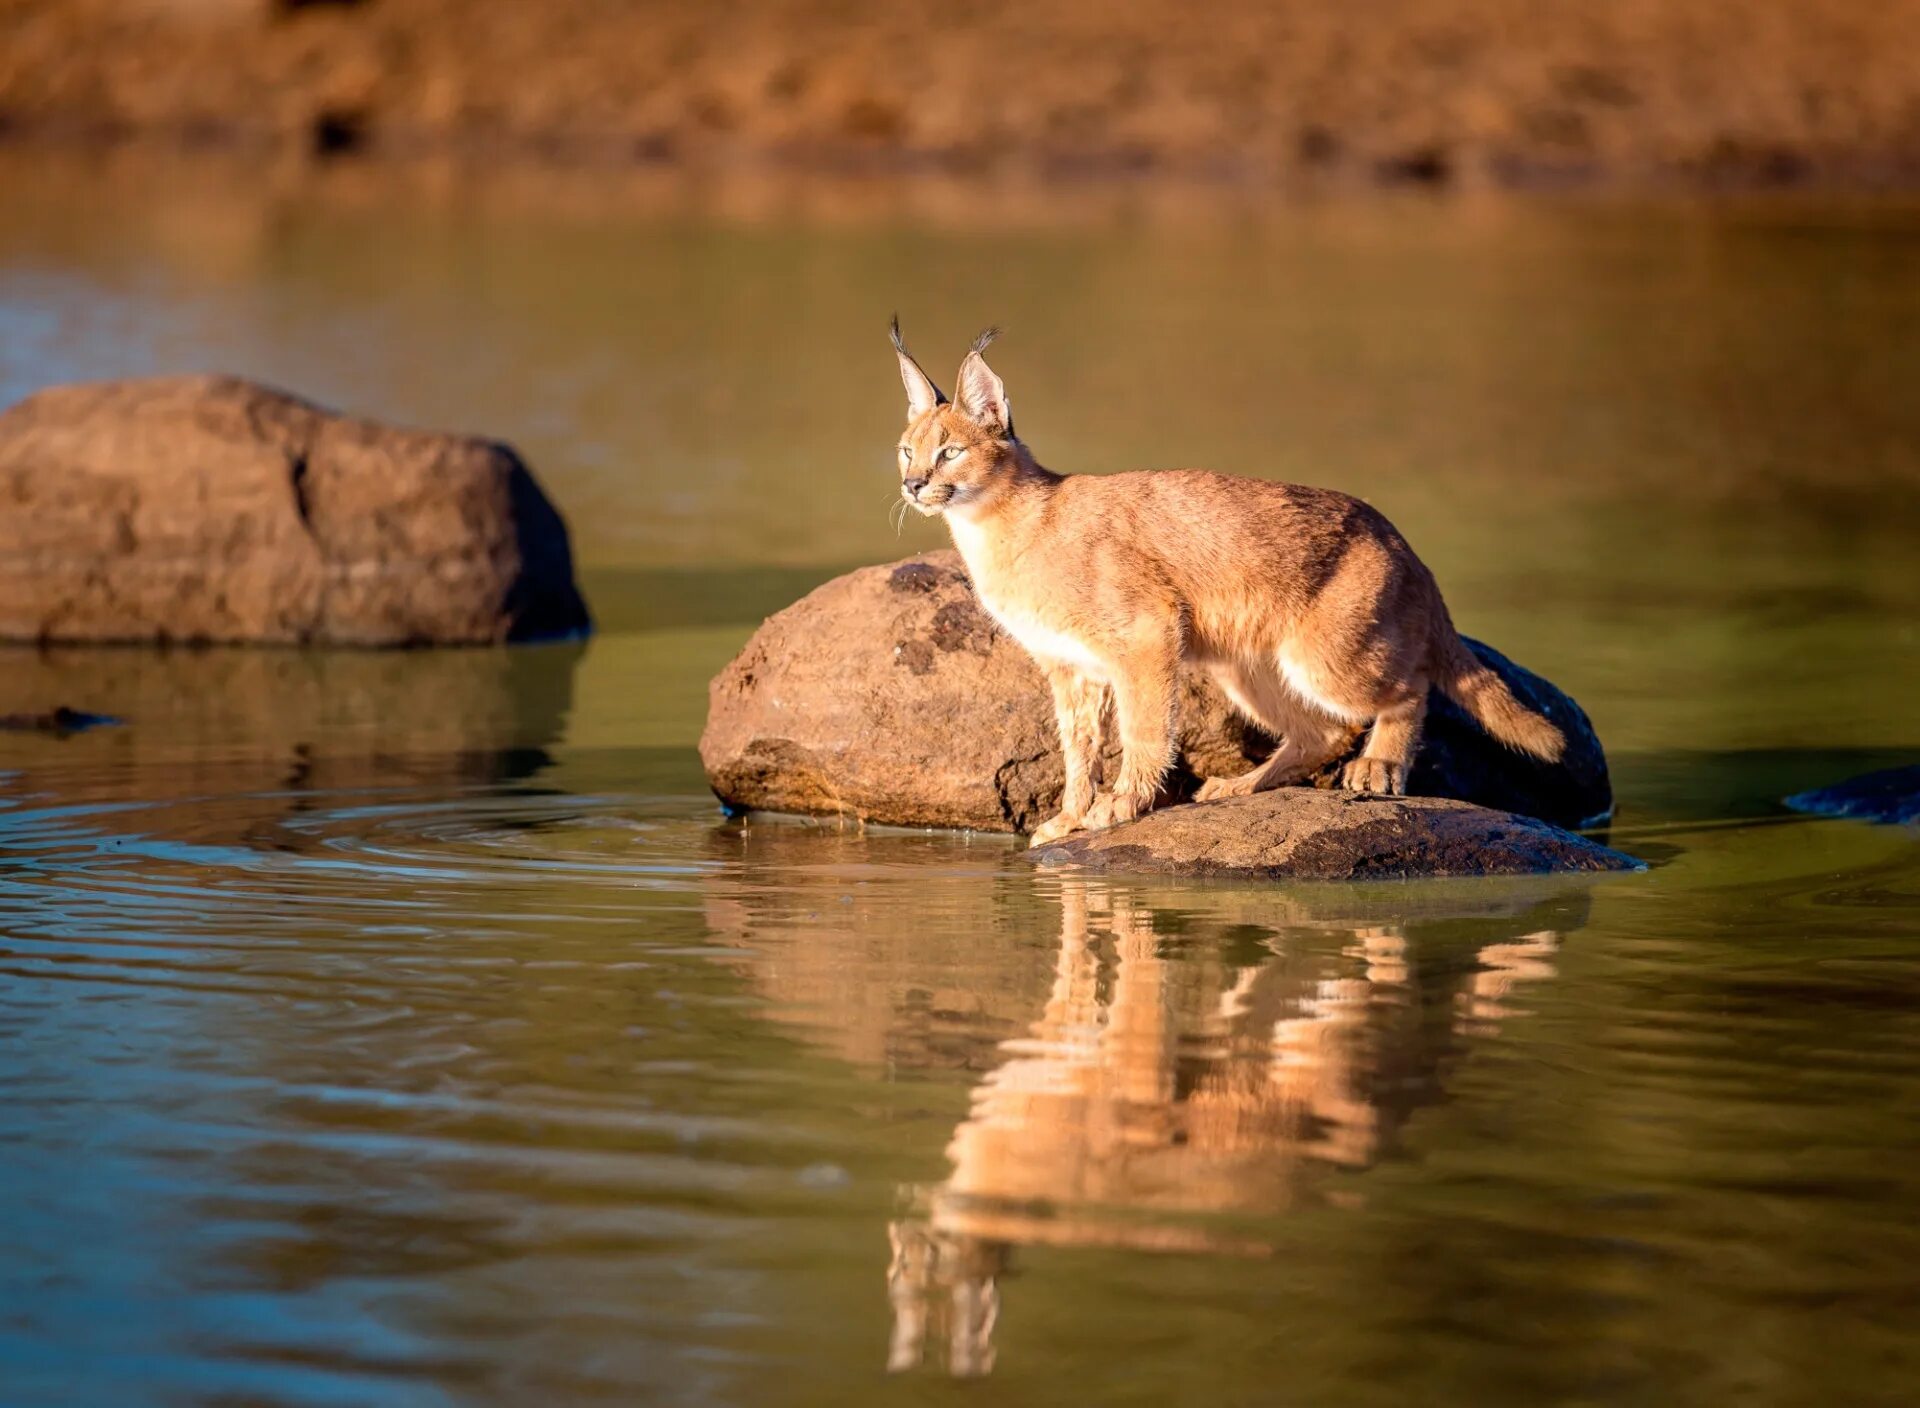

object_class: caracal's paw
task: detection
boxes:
[1340,758,1406,796]
[1082,790,1151,832]
[1195,772,1256,803]
[1028,811,1086,846]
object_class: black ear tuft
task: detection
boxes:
[891,315,949,415]
[969,326,1002,356]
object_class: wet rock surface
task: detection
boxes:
[1028,790,1640,881]
[1785,765,1920,826]
[700,550,1611,832]
[0,375,589,646]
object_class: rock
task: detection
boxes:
[700,550,1610,832]
[0,375,590,646]
[0,706,120,734]
[1029,790,1639,880]
[700,552,1266,833]
[1409,636,1612,826]
[1784,765,1920,826]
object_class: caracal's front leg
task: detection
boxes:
[1082,612,1181,833]
[1030,667,1107,845]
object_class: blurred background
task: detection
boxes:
[7,0,1920,189]
[4,5,1920,1406]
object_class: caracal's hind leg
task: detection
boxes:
[1284,596,1432,798]
[1195,661,1357,802]
[1340,687,1427,797]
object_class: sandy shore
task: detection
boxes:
[4,1,1920,192]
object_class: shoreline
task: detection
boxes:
[6,1,1920,202]
[9,121,1920,204]
[9,140,1920,240]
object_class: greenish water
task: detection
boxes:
[2,158,1919,1406]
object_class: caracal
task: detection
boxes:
[890,321,1564,845]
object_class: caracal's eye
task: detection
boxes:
[897,445,910,462]
[939,445,963,463]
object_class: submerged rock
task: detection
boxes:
[700,551,1611,832]
[0,375,590,646]
[1029,790,1639,881]
[0,706,120,734]
[1784,765,1920,826]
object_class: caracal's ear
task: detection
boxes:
[890,316,947,420]
[954,327,1013,437]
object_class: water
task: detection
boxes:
[2,154,1919,1406]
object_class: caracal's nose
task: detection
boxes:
[903,476,929,498]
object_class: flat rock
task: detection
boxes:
[0,375,590,646]
[700,550,1611,832]
[1784,765,1920,826]
[1029,790,1640,881]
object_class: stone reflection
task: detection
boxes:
[0,643,580,790]
[885,877,1584,1379]
[0,641,583,847]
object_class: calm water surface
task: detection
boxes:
[2,158,1918,1406]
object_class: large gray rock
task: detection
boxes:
[1029,790,1639,880]
[700,551,1611,832]
[0,375,590,646]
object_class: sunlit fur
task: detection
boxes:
[889,322,1565,844]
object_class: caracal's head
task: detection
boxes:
[889,318,1024,519]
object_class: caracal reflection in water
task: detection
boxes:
[886,877,1576,1379]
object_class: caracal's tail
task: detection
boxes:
[1431,625,1565,762]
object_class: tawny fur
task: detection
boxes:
[889,320,1565,845]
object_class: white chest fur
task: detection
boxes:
[984,597,1105,673]
[946,516,1104,675]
